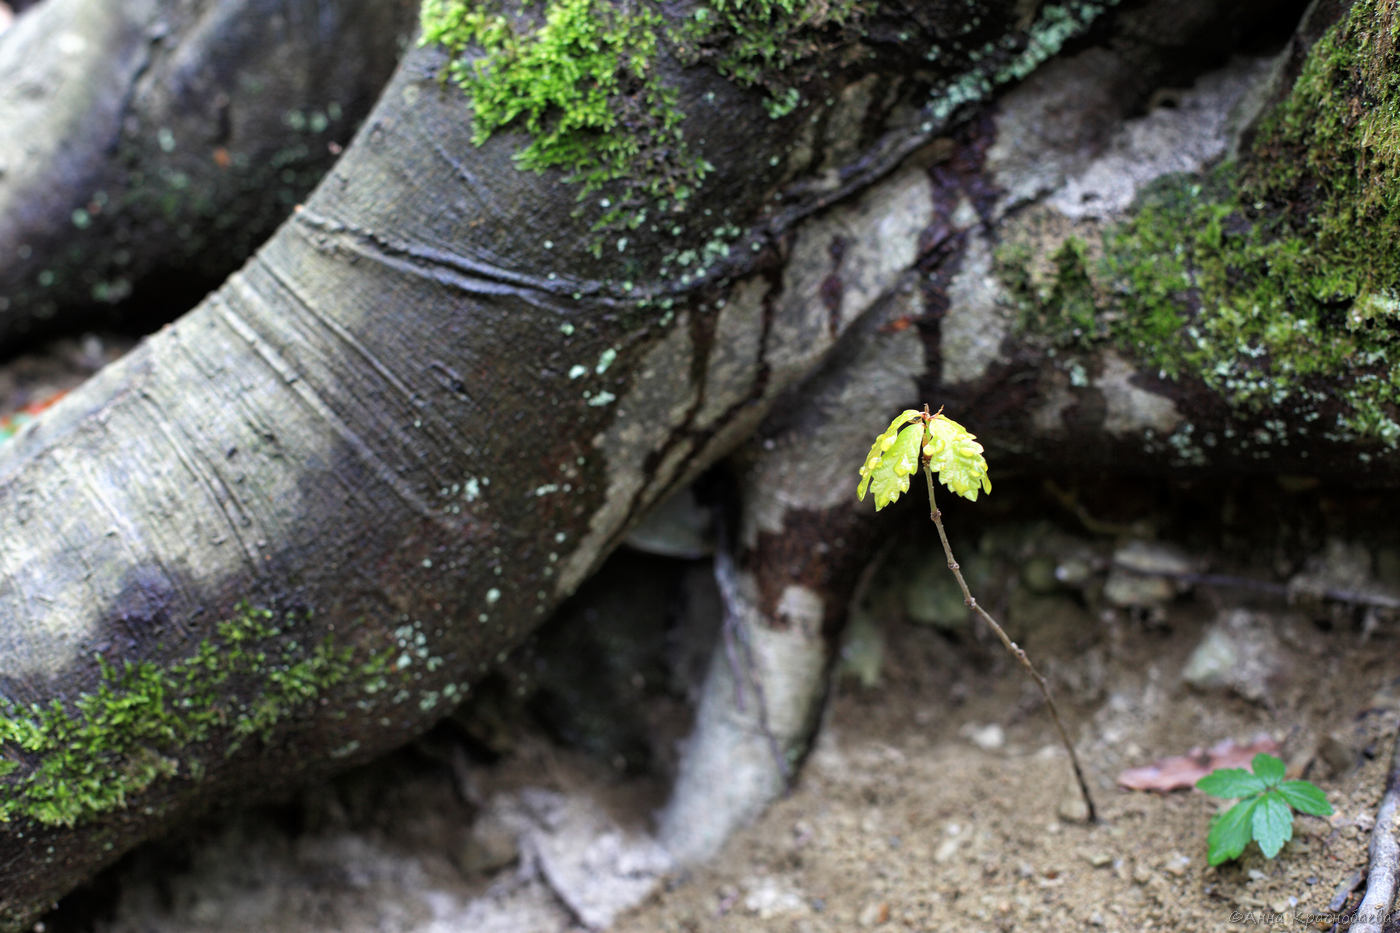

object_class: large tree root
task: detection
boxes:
[658,291,920,861]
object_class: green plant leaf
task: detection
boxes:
[1251,753,1286,786]
[865,422,925,510]
[1277,780,1334,817]
[1197,768,1268,799]
[857,410,921,504]
[923,413,992,502]
[1251,791,1294,858]
[1207,798,1258,866]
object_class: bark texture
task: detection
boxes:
[0,0,417,347]
[0,0,1396,927]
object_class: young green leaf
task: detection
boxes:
[856,409,992,507]
[1276,780,1334,817]
[856,410,921,507]
[923,413,992,502]
[1250,752,1286,786]
[1250,792,1294,858]
[1196,767,1268,799]
[1197,753,1333,865]
[1207,798,1258,866]
[865,422,924,510]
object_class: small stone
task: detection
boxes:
[1102,568,1175,607]
[1180,627,1238,687]
[933,834,961,864]
[1162,852,1191,877]
[454,814,519,876]
[961,722,1005,750]
[1085,851,1112,868]
[858,901,889,926]
[1181,609,1284,702]
[743,877,807,919]
[624,486,713,557]
[1055,556,1094,588]
[1102,540,1194,607]
[1057,792,1090,823]
[1112,539,1194,577]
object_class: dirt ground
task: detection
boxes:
[27,466,1399,933]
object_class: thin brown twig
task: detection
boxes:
[1351,723,1400,933]
[923,466,1099,824]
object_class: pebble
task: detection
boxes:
[961,722,1005,750]
[858,901,889,926]
[1058,792,1090,823]
[1162,852,1192,877]
[1180,609,1283,702]
[454,815,519,876]
[1103,570,1176,608]
[933,834,961,864]
[1102,540,1194,608]
[743,877,807,919]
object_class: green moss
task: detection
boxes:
[1045,238,1102,347]
[421,0,698,243]
[1242,0,1400,299]
[420,0,1122,260]
[1004,0,1400,446]
[0,603,395,828]
[419,0,862,249]
[676,0,860,97]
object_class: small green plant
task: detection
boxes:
[858,405,1097,821]
[1197,752,1333,865]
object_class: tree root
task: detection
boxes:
[1351,725,1400,933]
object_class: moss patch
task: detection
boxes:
[419,0,864,249]
[0,604,395,828]
[1003,0,1400,446]
[1243,0,1400,302]
[421,0,696,241]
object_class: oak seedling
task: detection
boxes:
[858,405,1098,822]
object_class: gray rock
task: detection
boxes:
[1103,540,1195,608]
[623,485,713,558]
[1181,610,1285,703]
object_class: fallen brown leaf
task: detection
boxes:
[1117,736,1280,792]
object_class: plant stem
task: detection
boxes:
[923,465,1099,824]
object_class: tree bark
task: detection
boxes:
[0,1,1137,924]
[0,0,1395,927]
